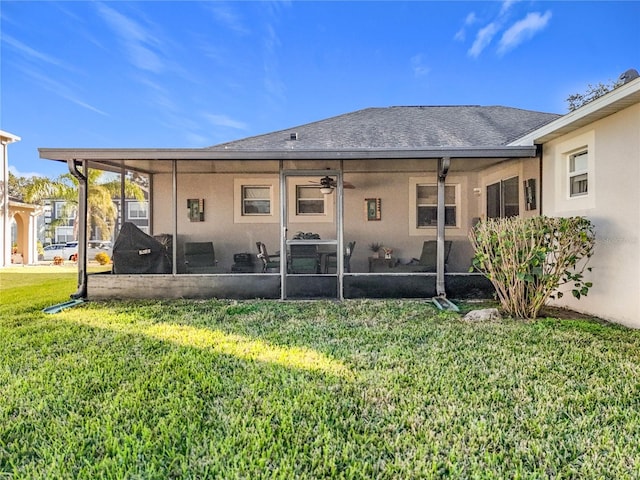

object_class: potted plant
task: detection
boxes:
[369,242,382,258]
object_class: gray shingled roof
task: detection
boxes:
[208,106,560,151]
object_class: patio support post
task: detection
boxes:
[67,159,88,298]
[337,165,344,300]
[172,160,177,275]
[436,157,450,297]
[279,161,286,300]
[119,164,126,239]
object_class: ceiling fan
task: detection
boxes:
[309,175,356,194]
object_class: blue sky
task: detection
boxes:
[2,1,639,178]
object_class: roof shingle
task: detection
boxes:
[208,106,560,151]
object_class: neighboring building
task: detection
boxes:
[9,197,42,264]
[1,131,24,266]
[42,199,76,245]
[42,196,149,245]
[36,72,640,328]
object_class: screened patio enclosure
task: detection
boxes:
[38,145,538,301]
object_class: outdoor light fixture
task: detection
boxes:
[320,186,334,194]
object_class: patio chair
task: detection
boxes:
[395,240,452,272]
[256,242,280,272]
[289,244,319,274]
[325,241,356,273]
[184,241,221,273]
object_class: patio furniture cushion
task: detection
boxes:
[290,244,319,274]
[394,240,452,272]
[184,241,221,273]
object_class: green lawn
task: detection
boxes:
[1,268,640,479]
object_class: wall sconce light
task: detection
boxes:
[473,187,482,196]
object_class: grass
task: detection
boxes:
[1,268,640,478]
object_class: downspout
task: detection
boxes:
[436,157,450,297]
[67,159,88,299]
[537,144,543,215]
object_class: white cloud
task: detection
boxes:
[497,11,552,55]
[8,165,50,179]
[411,54,430,77]
[95,3,165,73]
[18,66,108,116]
[204,114,248,130]
[207,3,250,35]
[500,0,518,16]
[454,12,478,41]
[468,22,499,58]
[465,12,478,25]
[2,34,73,70]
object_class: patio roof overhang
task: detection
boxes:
[39,145,537,174]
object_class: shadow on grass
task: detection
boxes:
[59,304,352,378]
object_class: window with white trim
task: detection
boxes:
[569,150,588,197]
[55,226,74,243]
[127,201,148,219]
[234,177,279,224]
[242,186,272,215]
[296,186,325,215]
[416,184,457,227]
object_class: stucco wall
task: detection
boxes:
[542,103,640,327]
[151,157,538,274]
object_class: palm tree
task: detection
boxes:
[24,168,145,242]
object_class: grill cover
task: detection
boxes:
[112,222,172,274]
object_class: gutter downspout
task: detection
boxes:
[436,157,450,297]
[67,159,88,298]
[537,144,543,215]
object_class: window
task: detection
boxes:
[55,226,74,243]
[487,176,519,219]
[242,186,271,215]
[569,150,588,197]
[416,185,457,227]
[234,177,279,224]
[54,201,75,221]
[127,201,148,219]
[296,186,325,215]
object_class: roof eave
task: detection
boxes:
[39,145,536,162]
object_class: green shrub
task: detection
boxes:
[470,216,595,319]
[94,251,111,265]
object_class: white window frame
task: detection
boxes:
[287,176,334,224]
[409,177,461,236]
[241,185,272,216]
[55,226,74,244]
[296,185,325,216]
[568,150,588,197]
[234,177,279,224]
[127,201,148,220]
[415,184,457,228]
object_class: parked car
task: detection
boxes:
[42,242,78,261]
[88,241,113,261]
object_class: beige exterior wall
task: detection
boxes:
[150,157,538,274]
[1,130,20,268]
[542,103,640,327]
